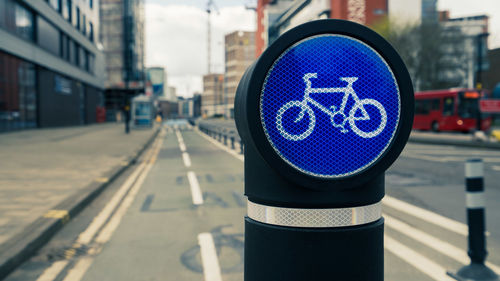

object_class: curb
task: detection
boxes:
[0,127,160,280]
[409,136,500,150]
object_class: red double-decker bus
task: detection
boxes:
[413,89,492,132]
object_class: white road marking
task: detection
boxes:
[95,156,155,244]
[176,130,187,152]
[383,196,468,236]
[198,233,223,281]
[36,260,69,281]
[76,160,148,245]
[492,165,500,171]
[187,171,203,205]
[182,152,192,167]
[196,127,500,276]
[196,129,244,162]
[36,133,164,281]
[385,214,500,274]
[62,257,94,281]
[385,235,456,281]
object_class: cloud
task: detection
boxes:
[145,3,255,97]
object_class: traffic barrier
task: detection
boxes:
[447,159,498,281]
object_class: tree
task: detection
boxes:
[371,17,468,91]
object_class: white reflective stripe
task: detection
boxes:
[466,192,485,209]
[465,161,483,178]
[247,200,381,228]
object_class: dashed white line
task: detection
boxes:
[182,152,192,167]
[383,195,468,236]
[187,171,203,205]
[492,165,500,171]
[385,235,456,281]
[198,233,223,281]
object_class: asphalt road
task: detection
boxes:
[5,124,500,281]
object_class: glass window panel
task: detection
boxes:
[15,2,34,41]
[49,0,60,12]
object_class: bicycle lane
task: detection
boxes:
[77,128,245,281]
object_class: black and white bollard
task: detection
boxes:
[448,159,498,281]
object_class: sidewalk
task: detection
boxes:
[0,123,159,278]
[409,131,500,149]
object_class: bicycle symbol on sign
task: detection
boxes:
[276,73,387,140]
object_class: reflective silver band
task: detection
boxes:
[247,200,381,228]
[466,192,485,209]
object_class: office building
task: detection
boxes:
[100,0,145,120]
[257,0,388,56]
[224,31,255,118]
[202,73,224,117]
[0,0,106,132]
[439,14,489,89]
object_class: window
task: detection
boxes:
[49,0,61,12]
[15,2,35,41]
[88,52,95,74]
[75,7,80,29]
[82,14,86,35]
[430,99,440,111]
[443,97,455,116]
[0,51,37,132]
[415,100,430,115]
[74,42,80,66]
[62,0,72,21]
[88,22,94,42]
[0,1,35,42]
[89,0,93,9]
[80,47,87,70]
[37,17,60,55]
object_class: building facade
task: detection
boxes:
[0,0,106,132]
[100,0,145,121]
[224,31,255,118]
[256,0,388,57]
[202,73,224,117]
[439,14,489,89]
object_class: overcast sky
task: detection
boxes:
[145,0,500,98]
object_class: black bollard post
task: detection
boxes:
[447,159,498,281]
[231,136,235,149]
[224,134,228,145]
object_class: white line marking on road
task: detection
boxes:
[492,165,500,171]
[196,126,497,275]
[36,260,69,281]
[182,152,192,167]
[62,257,94,281]
[196,129,244,162]
[95,157,155,244]
[198,233,223,281]
[176,130,187,152]
[383,196,468,236]
[187,171,203,205]
[76,161,147,245]
[385,235,456,281]
[385,214,500,274]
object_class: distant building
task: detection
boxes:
[257,0,388,56]
[146,67,166,97]
[439,14,489,89]
[484,48,500,94]
[0,0,106,132]
[100,0,145,121]
[388,0,437,25]
[202,73,224,117]
[224,31,255,118]
[167,86,177,101]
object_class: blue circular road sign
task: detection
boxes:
[260,34,400,178]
